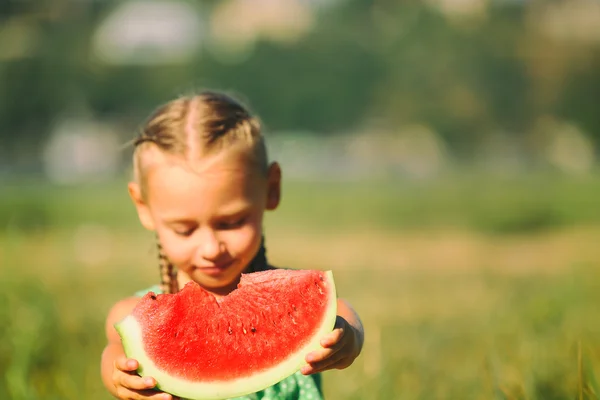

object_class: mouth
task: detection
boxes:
[196,260,234,275]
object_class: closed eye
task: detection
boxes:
[216,217,246,230]
[173,226,197,237]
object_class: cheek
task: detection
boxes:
[225,220,263,256]
[156,230,194,265]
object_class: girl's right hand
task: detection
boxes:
[112,357,178,400]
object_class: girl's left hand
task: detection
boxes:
[301,316,361,375]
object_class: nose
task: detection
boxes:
[193,228,223,262]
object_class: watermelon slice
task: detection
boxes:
[115,269,337,400]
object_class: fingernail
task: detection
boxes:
[145,378,154,386]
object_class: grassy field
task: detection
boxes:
[1,174,600,399]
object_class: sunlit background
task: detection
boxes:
[1,0,600,399]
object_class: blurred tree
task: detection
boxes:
[0,0,598,170]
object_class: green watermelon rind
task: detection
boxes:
[115,270,338,400]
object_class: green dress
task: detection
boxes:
[134,285,324,400]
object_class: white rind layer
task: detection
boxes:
[115,270,337,400]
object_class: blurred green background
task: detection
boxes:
[2,0,600,399]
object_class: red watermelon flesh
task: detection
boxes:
[115,269,337,400]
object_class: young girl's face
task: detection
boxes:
[130,147,281,295]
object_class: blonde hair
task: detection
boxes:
[132,91,271,293]
[133,91,268,197]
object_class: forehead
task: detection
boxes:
[142,149,266,217]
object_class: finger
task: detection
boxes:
[113,367,140,390]
[116,386,174,400]
[302,350,347,375]
[121,374,157,391]
[305,341,343,364]
[306,325,347,364]
[320,317,347,348]
[115,357,139,372]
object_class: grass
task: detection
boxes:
[3,171,600,234]
[1,174,600,399]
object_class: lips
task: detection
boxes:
[196,260,234,275]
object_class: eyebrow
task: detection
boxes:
[162,204,253,225]
[212,205,253,220]
[162,218,197,226]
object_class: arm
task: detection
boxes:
[301,298,364,375]
[337,298,365,351]
[101,297,176,399]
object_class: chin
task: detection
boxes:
[191,269,239,291]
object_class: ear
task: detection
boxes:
[128,182,156,231]
[265,162,281,211]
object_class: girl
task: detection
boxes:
[100,91,364,400]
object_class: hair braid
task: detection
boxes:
[157,238,179,294]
